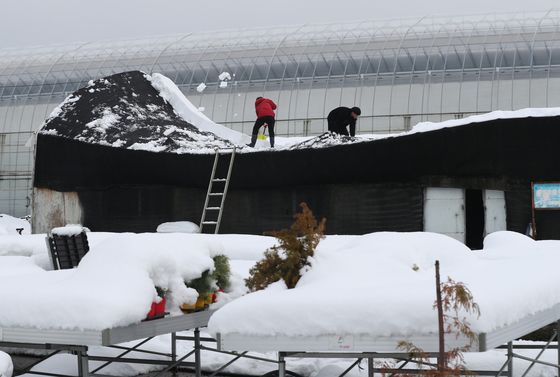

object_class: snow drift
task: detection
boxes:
[0,214,30,235]
[209,231,560,338]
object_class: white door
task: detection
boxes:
[484,190,507,236]
[424,188,465,242]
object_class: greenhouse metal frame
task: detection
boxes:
[1,10,560,217]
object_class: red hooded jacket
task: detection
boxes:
[255,97,277,118]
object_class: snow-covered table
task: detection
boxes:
[216,310,560,377]
[0,310,213,377]
[209,232,560,377]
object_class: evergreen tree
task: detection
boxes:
[246,203,326,291]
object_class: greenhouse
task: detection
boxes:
[1,10,560,217]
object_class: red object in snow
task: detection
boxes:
[155,297,167,316]
[212,289,225,303]
[255,97,277,118]
[147,302,157,318]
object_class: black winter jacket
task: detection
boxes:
[327,107,356,136]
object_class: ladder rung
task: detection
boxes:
[209,193,223,196]
[202,221,218,225]
[213,178,227,182]
[205,207,221,210]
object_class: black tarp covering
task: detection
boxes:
[77,183,424,235]
[34,116,560,236]
[36,115,560,191]
[33,70,560,237]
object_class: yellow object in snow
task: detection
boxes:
[180,302,196,312]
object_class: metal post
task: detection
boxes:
[507,341,513,377]
[77,350,89,377]
[171,332,177,376]
[194,328,202,377]
[278,352,286,377]
[368,357,374,377]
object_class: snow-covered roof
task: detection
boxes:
[40,70,560,155]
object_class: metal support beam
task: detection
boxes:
[519,330,557,377]
[194,327,202,377]
[339,358,362,377]
[207,351,248,377]
[507,341,513,377]
[368,357,374,377]
[171,332,177,377]
[77,351,89,377]
[279,352,286,377]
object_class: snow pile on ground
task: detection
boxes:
[209,231,560,338]
[156,221,200,233]
[0,351,12,377]
[0,233,220,330]
[39,71,237,154]
[12,333,560,377]
[0,214,30,235]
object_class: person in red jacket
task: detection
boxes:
[248,96,277,148]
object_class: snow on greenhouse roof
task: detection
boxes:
[1,10,559,90]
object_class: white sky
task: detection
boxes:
[0,0,558,49]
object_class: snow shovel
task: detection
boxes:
[257,124,268,141]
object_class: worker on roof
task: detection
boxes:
[327,106,361,137]
[247,96,277,148]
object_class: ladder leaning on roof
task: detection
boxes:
[199,147,236,234]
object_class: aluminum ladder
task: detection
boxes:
[199,148,236,234]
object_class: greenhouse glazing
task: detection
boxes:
[1,10,560,217]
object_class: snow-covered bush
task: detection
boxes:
[245,203,325,291]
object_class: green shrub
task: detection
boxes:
[187,270,213,295]
[245,203,326,291]
[212,255,231,291]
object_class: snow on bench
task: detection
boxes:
[0,233,220,331]
[209,231,560,352]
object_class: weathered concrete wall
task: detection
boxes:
[32,188,83,233]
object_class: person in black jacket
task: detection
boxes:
[327,106,361,136]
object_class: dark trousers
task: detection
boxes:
[250,116,275,147]
[327,119,349,136]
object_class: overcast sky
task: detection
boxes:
[0,0,558,49]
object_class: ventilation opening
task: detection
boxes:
[465,189,485,249]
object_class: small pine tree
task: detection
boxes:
[245,203,326,291]
[212,255,231,291]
